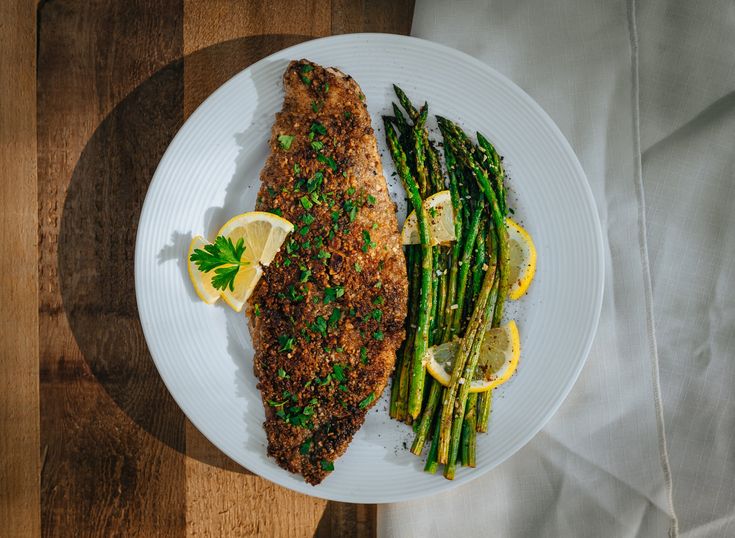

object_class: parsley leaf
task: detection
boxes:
[358,392,375,409]
[278,335,295,352]
[310,122,327,135]
[323,285,345,304]
[278,134,294,150]
[310,316,327,337]
[328,307,342,327]
[361,230,376,252]
[321,460,334,471]
[189,236,249,291]
[317,153,338,171]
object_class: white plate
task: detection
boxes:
[135,34,603,503]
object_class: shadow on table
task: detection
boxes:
[57,34,309,471]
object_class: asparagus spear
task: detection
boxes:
[436,117,510,465]
[477,131,507,216]
[411,380,442,455]
[460,393,478,467]
[393,84,420,122]
[476,390,492,433]
[384,118,433,419]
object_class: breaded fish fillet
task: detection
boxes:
[247,60,408,484]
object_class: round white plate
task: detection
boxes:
[135,34,603,503]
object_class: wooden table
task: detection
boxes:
[1,1,414,535]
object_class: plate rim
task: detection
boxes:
[135,32,604,503]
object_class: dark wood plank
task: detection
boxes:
[37,0,414,536]
[38,1,188,535]
[0,1,40,536]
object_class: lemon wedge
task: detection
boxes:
[187,235,221,304]
[188,212,294,312]
[217,211,294,267]
[401,190,456,246]
[425,320,520,393]
[506,218,537,300]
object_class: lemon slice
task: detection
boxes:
[425,320,520,393]
[217,211,294,266]
[187,235,220,304]
[506,218,537,300]
[401,190,456,246]
[189,212,294,312]
[220,264,263,312]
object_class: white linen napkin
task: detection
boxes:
[377,1,688,535]
[638,2,735,536]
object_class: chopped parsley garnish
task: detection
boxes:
[285,239,300,254]
[310,122,327,135]
[300,196,314,210]
[306,171,324,192]
[328,307,341,327]
[344,111,352,119]
[310,100,320,113]
[301,213,315,225]
[299,268,312,283]
[277,368,289,379]
[267,208,283,217]
[293,163,301,174]
[300,438,312,455]
[367,194,377,206]
[317,249,331,260]
[317,153,338,171]
[300,64,314,73]
[361,230,376,252]
[360,346,368,365]
[371,308,383,321]
[286,285,304,302]
[323,285,345,304]
[278,335,295,352]
[321,460,334,471]
[278,134,294,150]
[189,236,249,292]
[299,225,310,236]
[315,374,332,386]
[343,199,358,222]
[332,364,346,382]
[373,330,384,341]
[358,392,375,409]
[311,140,324,151]
[253,303,261,317]
[301,75,312,85]
[346,187,356,196]
[322,83,330,93]
[372,295,385,305]
[310,316,327,337]
[354,262,362,273]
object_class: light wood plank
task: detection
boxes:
[0,1,40,536]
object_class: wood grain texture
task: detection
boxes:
[35,1,414,536]
[0,1,40,536]
[38,1,188,536]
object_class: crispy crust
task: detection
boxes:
[247,60,408,484]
